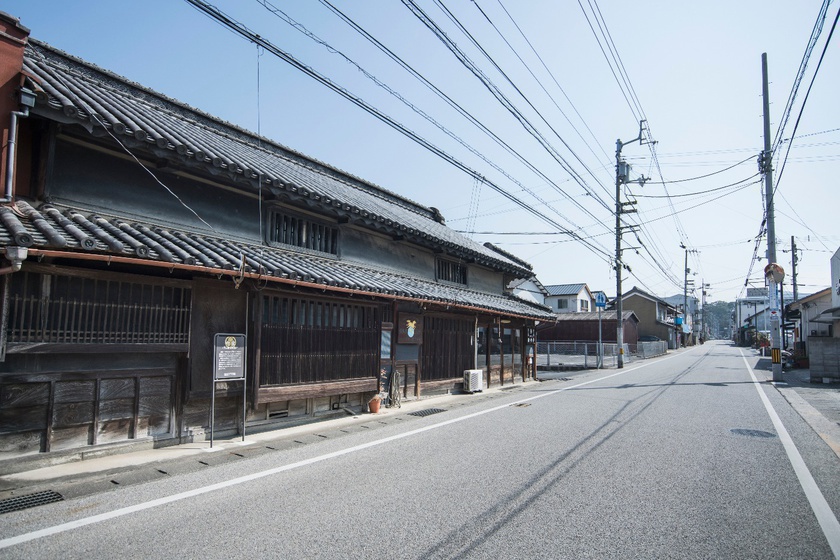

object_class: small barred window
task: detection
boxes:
[436,258,467,285]
[268,211,338,254]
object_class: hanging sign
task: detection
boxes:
[397,313,423,344]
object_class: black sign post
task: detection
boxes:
[211,333,246,448]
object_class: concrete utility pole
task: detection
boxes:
[791,235,799,302]
[680,244,698,346]
[761,52,784,382]
[701,281,710,342]
[614,120,648,368]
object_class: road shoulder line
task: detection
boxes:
[740,350,840,557]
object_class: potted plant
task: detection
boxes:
[368,394,382,413]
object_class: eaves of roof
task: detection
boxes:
[788,287,832,308]
[20,39,533,278]
[553,310,637,322]
[545,283,587,296]
[0,201,555,321]
[623,286,673,309]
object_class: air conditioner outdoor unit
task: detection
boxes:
[463,369,483,393]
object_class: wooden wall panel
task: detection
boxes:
[97,419,132,444]
[51,425,92,450]
[99,398,135,421]
[100,379,135,400]
[0,383,49,407]
[0,430,43,454]
[52,402,94,427]
[54,381,95,403]
[140,377,171,398]
[1,350,181,457]
[0,405,47,431]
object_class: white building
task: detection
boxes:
[544,283,595,313]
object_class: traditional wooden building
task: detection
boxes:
[536,311,639,344]
[0,16,553,464]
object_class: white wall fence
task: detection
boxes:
[537,340,667,369]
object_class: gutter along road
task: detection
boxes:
[1,341,839,558]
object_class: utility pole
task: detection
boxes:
[761,52,784,382]
[614,120,648,368]
[701,281,710,343]
[683,247,688,347]
[680,244,698,346]
[791,235,799,302]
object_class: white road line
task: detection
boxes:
[740,350,840,558]
[0,349,694,550]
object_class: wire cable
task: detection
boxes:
[187,0,617,263]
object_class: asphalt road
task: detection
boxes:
[1,340,839,559]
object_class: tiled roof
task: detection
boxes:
[0,201,555,320]
[545,283,587,296]
[623,286,672,307]
[19,39,531,277]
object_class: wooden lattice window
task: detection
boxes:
[268,210,338,254]
[259,294,379,386]
[436,258,467,285]
[5,271,191,347]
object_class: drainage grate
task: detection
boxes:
[409,408,446,418]
[0,490,64,515]
[731,428,776,439]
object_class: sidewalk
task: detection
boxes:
[0,381,533,504]
[751,355,840,459]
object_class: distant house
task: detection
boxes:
[786,288,833,344]
[798,247,840,383]
[663,294,698,343]
[620,287,679,349]
[735,287,796,347]
[545,283,594,313]
[536,311,639,345]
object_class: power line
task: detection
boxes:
[576,0,641,122]
[632,173,761,198]
[403,0,616,220]
[470,0,614,178]
[255,0,594,241]
[771,0,833,156]
[773,4,839,191]
[186,0,617,263]
[314,0,617,247]
[492,0,613,164]
[645,155,755,184]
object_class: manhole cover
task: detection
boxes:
[408,408,446,418]
[0,490,64,515]
[731,428,776,439]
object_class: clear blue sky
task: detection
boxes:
[5,0,838,303]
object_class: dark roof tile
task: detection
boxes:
[0,202,553,320]
[22,40,533,276]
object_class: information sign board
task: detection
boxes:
[214,334,246,380]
